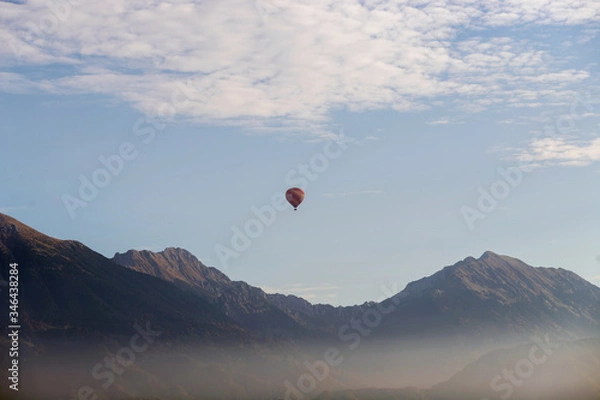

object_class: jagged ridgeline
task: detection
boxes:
[0,212,599,400]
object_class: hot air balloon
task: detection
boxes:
[286,188,305,210]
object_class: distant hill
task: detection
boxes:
[431,337,600,400]
[313,338,600,400]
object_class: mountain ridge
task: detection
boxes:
[111,244,600,342]
[0,213,247,346]
[377,249,600,340]
[2,212,600,398]
[112,246,323,339]
[2,212,600,343]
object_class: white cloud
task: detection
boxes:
[576,28,599,44]
[279,283,339,294]
[0,72,56,93]
[0,0,598,135]
[427,118,451,125]
[259,285,280,294]
[516,137,600,167]
[496,118,517,124]
[475,0,600,26]
[426,117,464,125]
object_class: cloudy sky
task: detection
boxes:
[1,0,599,304]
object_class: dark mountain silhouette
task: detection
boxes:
[113,248,600,343]
[1,213,600,399]
[2,211,599,346]
[366,250,600,341]
[0,213,245,348]
[109,243,600,392]
[267,292,373,329]
[326,251,600,388]
[112,248,325,339]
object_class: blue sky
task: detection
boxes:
[1,0,600,305]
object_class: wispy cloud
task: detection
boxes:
[0,0,598,135]
[427,117,466,126]
[588,275,600,287]
[515,137,600,168]
[363,135,379,141]
[0,204,32,214]
[301,292,338,302]
[323,190,384,198]
[427,118,451,125]
[496,119,517,124]
[260,283,339,303]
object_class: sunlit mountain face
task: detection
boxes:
[1,213,599,400]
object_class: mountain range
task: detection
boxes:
[113,246,600,343]
[0,212,599,399]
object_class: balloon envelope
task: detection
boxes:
[285,188,305,210]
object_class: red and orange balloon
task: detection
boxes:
[285,188,305,210]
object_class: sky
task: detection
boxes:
[1,0,599,305]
